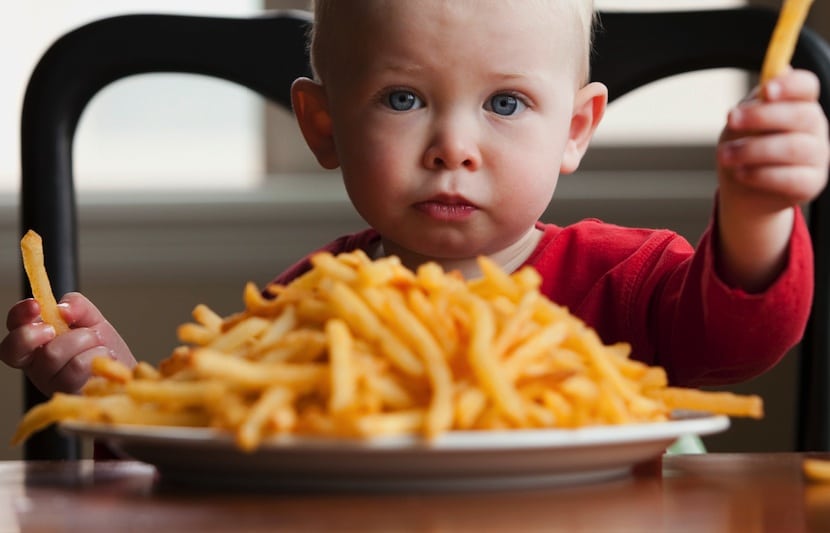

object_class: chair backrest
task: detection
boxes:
[20,10,313,460]
[19,7,830,459]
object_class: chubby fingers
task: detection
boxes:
[3,292,134,395]
[58,292,134,367]
[57,292,108,328]
[718,69,829,202]
[0,294,92,369]
[717,134,827,203]
[36,329,114,394]
[719,133,826,170]
[0,301,57,370]
[6,298,42,331]
[1,315,109,394]
[762,68,821,102]
[726,71,825,136]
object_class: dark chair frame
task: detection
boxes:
[19,7,830,459]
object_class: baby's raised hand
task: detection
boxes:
[0,292,135,396]
[717,68,829,212]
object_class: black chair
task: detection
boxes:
[19,8,830,459]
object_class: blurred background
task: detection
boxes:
[0,0,826,458]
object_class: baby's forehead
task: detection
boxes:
[313,0,590,30]
[311,0,593,81]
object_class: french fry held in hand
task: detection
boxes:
[760,0,815,84]
[13,251,763,452]
[803,457,830,483]
[20,230,69,335]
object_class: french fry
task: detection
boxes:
[472,256,522,302]
[804,458,830,483]
[760,0,815,83]
[191,349,327,391]
[455,385,487,429]
[82,376,126,397]
[406,288,458,355]
[504,322,567,380]
[192,303,223,331]
[208,317,270,353]
[132,361,161,381]
[357,348,416,409]
[354,410,425,436]
[95,395,211,427]
[493,291,539,355]
[11,393,93,445]
[124,380,226,409]
[176,323,217,346]
[20,230,69,335]
[650,388,764,419]
[249,306,297,356]
[91,356,133,384]
[326,319,356,414]
[236,386,293,451]
[256,330,327,363]
[311,252,359,284]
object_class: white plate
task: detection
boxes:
[61,413,728,491]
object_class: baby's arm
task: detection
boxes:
[716,68,829,292]
[0,293,135,395]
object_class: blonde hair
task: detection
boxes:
[307,0,596,83]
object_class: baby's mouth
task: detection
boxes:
[413,195,477,221]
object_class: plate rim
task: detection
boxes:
[59,413,729,490]
[60,411,729,452]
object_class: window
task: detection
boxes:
[1,1,265,193]
[592,0,748,150]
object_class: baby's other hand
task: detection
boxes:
[717,68,829,214]
[0,292,135,396]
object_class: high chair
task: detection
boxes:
[18,7,830,459]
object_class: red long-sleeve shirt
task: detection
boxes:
[272,208,813,387]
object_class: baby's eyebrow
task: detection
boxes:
[493,72,537,82]
[494,71,530,79]
[374,61,425,76]
[487,71,549,88]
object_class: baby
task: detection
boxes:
[2,0,828,395]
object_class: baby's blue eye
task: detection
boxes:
[487,93,526,116]
[387,90,423,111]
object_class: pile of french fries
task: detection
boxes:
[13,250,762,453]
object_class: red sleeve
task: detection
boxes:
[527,209,812,388]
[652,206,813,386]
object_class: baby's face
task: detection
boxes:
[318,0,594,263]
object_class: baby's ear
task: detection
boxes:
[560,82,607,175]
[291,78,339,169]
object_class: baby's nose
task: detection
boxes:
[422,124,482,171]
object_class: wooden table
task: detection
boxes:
[2,454,828,531]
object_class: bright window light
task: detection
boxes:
[593,0,749,146]
[1,1,264,193]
